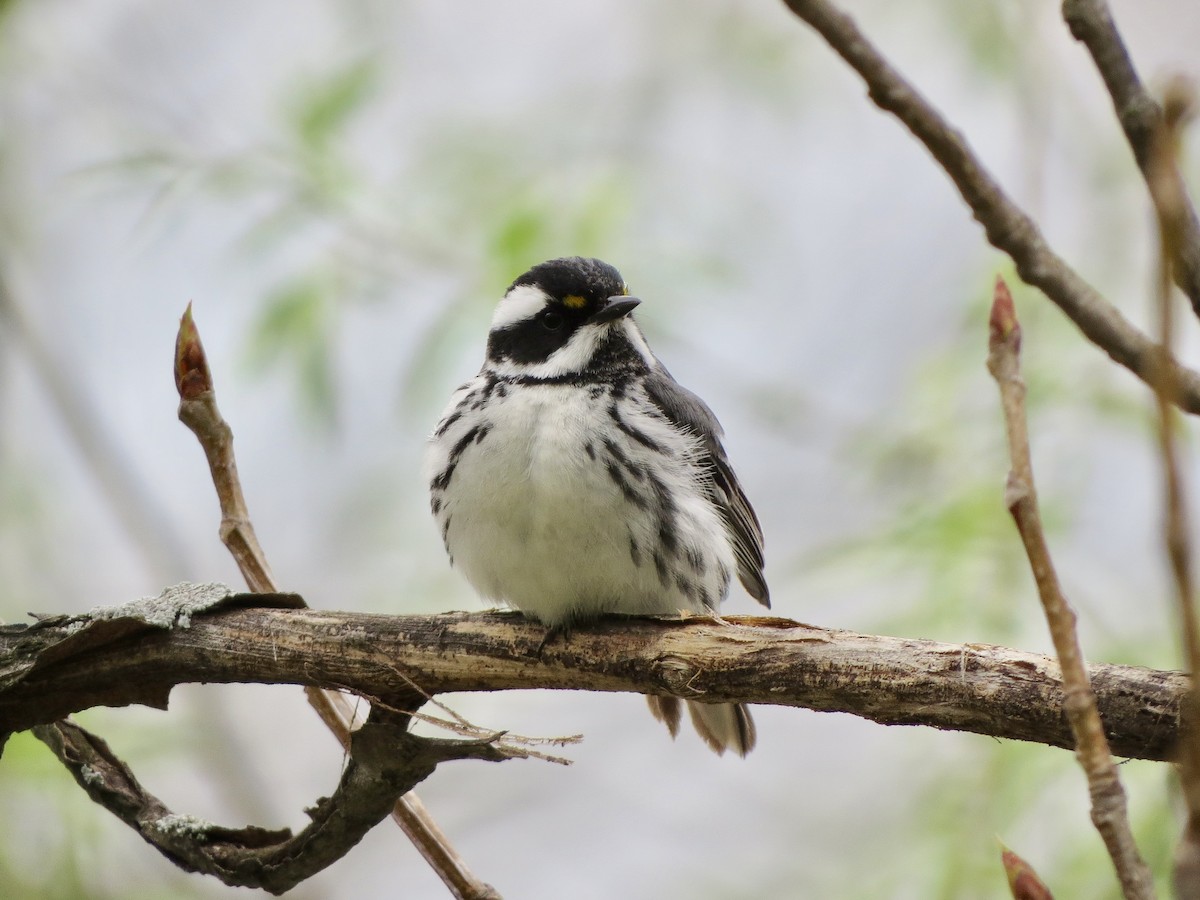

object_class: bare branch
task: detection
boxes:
[174,305,275,593]
[33,715,510,895]
[1062,0,1200,315]
[1140,77,1200,897]
[0,595,1188,763]
[988,277,1154,900]
[173,308,499,899]
[1148,81,1200,685]
[777,0,1200,414]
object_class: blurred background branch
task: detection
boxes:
[1063,0,1200,315]
[779,0,1200,414]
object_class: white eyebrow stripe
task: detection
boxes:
[490,284,549,330]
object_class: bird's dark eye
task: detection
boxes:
[540,310,564,331]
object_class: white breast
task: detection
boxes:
[424,378,735,626]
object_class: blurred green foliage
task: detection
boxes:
[289,57,379,159]
[245,272,339,423]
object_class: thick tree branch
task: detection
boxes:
[777,0,1200,414]
[0,589,1187,763]
[1062,0,1200,315]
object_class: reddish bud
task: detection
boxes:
[174,302,213,400]
[989,275,1021,355]
[1000,845,1053,900]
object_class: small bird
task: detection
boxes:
[424,257,769,755]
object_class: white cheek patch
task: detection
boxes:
[545,326,604,374]
[491,284,550,330]
[487,325,605,379]
[621,320,656,368]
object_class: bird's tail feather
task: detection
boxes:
[646,696,755,757]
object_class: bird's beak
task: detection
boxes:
[588,296,641,325]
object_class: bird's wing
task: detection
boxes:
[643,366,769,607]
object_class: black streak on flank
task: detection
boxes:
[441,515,452,549]
[608,403,665,454]
[584,442,596,460]
[605,461,647,509]
[653,550,671,588]
[675,573,697,603]
[434,408,464,438]
[629,535,643,567]
[685,545,706,576]
[646,471,679,559]
[451,424,484,460]
[658,519,679,556]
[648,470,677,517]
[717,563,733,594]
[431,464,455,493]
[470,377,499,411]
[431,423,491,492]
[603,437,646,481]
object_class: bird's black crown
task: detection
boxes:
[509,257,627,308]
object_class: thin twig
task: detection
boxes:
[1142,78,1200,898]
[378,663,583,763]
[776,0,1200,415]
[987,277,1154,899]
[174,307,501,900]
[1062,0,1200,315]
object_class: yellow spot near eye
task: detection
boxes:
[621,283,630,296]
[562,294,587,309]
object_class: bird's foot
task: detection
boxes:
[536,622,571,657]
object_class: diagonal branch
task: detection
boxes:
[777,0,1200,415]
[173,308,499,899]
[988,277,1154,900]
[1062,0,1200,316]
